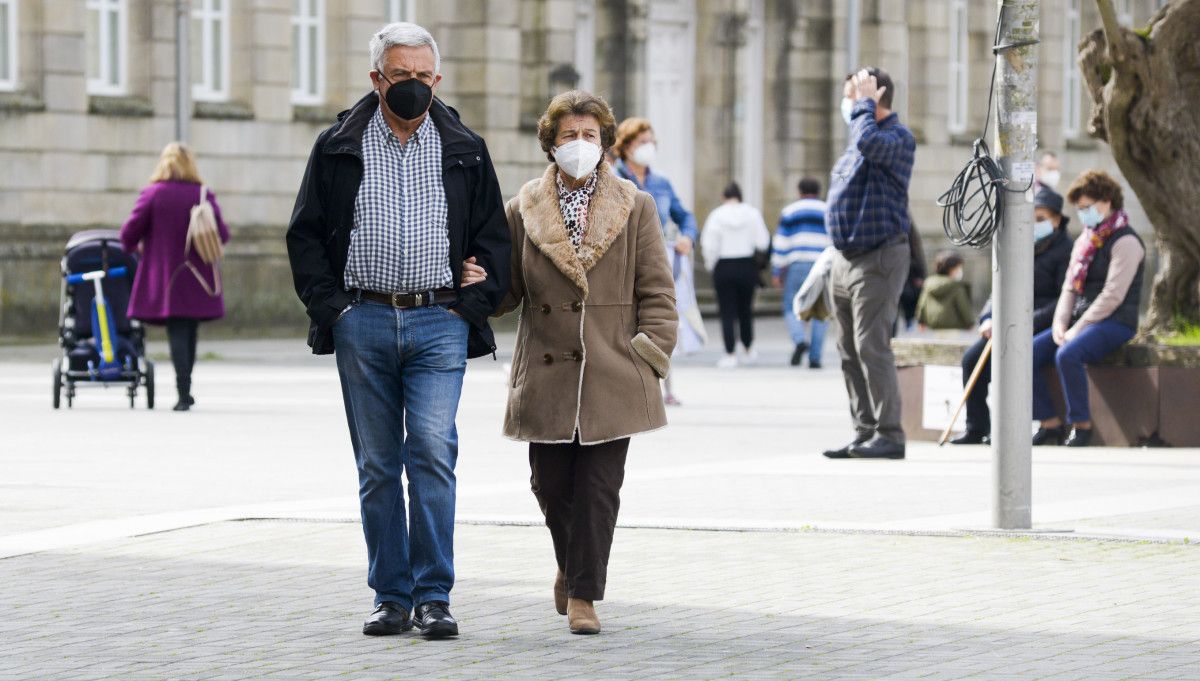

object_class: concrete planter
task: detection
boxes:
[894,338,1200,447]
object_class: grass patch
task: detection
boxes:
[1160,318,1200,347]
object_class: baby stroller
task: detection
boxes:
[53,230,155,409]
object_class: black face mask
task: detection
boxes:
[378,74,433,121]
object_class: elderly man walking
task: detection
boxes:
[286,22,510,638]
[822,67,916,461]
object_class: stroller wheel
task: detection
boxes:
[145,360,155,410]
[52,359,63,409]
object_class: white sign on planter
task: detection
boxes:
[923,365,968,432]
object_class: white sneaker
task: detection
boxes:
[739,346,758,366]
[716,354,738,369]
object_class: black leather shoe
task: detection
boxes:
[414,601,459,639]
[362,602,412,636]
[1032,426,1065,446]
[849,436,906,459]
[809,362,822,369]
[1065,427,1094,447]
[823,436,871,459]
[790,342,809,367]
[949,431,988,445]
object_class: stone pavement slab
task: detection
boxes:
[2,521,1199,680]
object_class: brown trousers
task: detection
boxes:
[528,437,629,601]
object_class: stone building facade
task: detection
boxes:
[0,0,1166,337]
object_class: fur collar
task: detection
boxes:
[518,163,638,296]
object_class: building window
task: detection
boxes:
[389,0,415,22]
[292,0,325,105]
[948,0,968,134]
[1118,0,1133,25]
[86,0,127,95]
[192,0,230,101]
[574,0,595,93]
[1063,0,1082,138]
[0,0,16,91]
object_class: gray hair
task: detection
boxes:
[369,22,441,74]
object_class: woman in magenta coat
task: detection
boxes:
[120,142,230,411]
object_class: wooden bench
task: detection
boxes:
[892,338,1200,447]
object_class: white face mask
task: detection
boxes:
[841,98,854,125]
[631,142,657,167]
[553,139,602,180]
[1040,169,1061,189]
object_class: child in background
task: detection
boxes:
[915,250,974,330]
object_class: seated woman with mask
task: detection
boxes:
[1031,171,1145,447]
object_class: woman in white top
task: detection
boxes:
[700,182,771,368]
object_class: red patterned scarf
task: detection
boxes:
[1070,210,1127,294]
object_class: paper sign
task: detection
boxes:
[1010,111,1037,126]
[923,365,968,432]
[1011,161,1036,183]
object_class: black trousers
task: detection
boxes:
[165,318,199,393]
[529,437,629,601]
[712,257,758,354]
[961,335,992,436]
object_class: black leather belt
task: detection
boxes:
[358,289,458,308]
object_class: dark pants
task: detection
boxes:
[529,437,629,601]
[712,257,758,354]
[165,317,199,394]
[961,335,992,436]
[831,241,910,444]
[1032,319,1135,424]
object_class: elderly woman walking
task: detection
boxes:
[497,91,677,635]
[613,117,703,405]
[121,142,229,411]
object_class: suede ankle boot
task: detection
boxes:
[567,598,600,635]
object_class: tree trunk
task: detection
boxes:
[1080,0,1200,337]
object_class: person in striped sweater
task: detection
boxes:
[771,178,832,367]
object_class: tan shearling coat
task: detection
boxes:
[497,163,678,444]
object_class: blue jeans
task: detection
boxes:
[332,300,469,609]
[782,261,827,362]
[1031,318,1135,424]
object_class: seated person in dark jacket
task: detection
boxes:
[1031,171,1145,448]
[951,187,1073,445]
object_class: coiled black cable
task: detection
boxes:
[936,139,1008,249]
[936,5,1035,249]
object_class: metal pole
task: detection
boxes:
[846,0,860,73]
[991,0,1039,529]
[175,0,191,143]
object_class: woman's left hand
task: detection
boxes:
[460,257,487,287]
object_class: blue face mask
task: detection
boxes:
[1078,204,1104,228]
[841,98,854,125]
[1034,219,1054,241]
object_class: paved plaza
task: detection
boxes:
[2,319,1199,679]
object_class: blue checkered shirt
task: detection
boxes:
[826,98,916,252]
[345,108,452,293]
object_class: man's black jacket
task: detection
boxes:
[978,216,1074,333]
[286,93,511,358]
